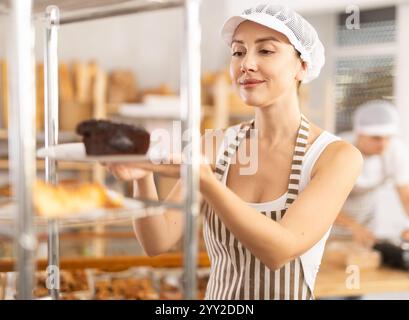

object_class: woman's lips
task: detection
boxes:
[240,79,266,89]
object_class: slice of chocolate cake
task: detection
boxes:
[76,119,150,156]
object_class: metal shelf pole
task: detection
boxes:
[43,5,60,300]
[8,0,37,300]
[181,0,201,300]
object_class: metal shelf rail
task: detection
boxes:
[7,0,37,301]
[5,0,202,300]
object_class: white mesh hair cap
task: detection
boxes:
[353,100,400,136]
[221,3,325,83]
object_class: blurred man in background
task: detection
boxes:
[332,100,409,247]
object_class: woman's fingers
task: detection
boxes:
[109,164,127,180]
[104,152,211,180]
[106,163,136,181]
[135,162,180,178]
[105,162,173,180]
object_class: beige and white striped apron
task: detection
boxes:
[203,115,313,300]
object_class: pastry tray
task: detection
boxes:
[0,196,181,229]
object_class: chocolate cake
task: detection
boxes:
[76,119,150,156]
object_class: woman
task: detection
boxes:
[108,4,363,300]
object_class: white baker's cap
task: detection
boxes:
[221,3,325,83]
[353,100,399,136]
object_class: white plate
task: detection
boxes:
[36,142,167,163]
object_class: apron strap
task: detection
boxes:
[285,115,310,208]
[214,121,254,181]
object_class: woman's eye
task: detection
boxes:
[232,51,244,57]
[259,49,274,55]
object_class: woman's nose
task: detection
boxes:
[240,53,257,73]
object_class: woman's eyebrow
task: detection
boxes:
[255,36,281,43]
[231,36,281,46]
[231,39,244,45]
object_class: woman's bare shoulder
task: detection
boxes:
[307,121,362,177]
[311,137,363,179]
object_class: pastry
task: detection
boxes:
[33,181,123,218]
[33,270,90,299]
[76,119,150,156]
[94,278,158,300]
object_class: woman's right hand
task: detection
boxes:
[351,224,376,248]
[106,163,152,181]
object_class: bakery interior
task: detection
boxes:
[1,0,409,300]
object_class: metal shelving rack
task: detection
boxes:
[4,0,201,300]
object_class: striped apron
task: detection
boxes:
[203,115,313,300]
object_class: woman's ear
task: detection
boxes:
[295,61,308,82]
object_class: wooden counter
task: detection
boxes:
[314,260,409,298]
